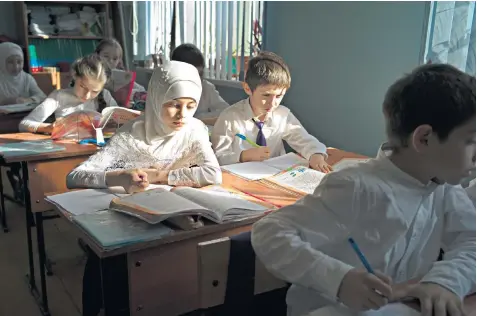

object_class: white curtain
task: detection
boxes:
[425,1,476,75]
[132,1,264,81]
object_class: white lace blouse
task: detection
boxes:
[66,118,222,189]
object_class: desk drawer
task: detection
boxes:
[128,225,251,316]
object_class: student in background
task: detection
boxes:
[0,42,46,105]
[252,64,476,316]
[171,43,230,122]
[94,38,146,97]
[19,54,117,134]
[212,51,331,173]
[68,61,221,315]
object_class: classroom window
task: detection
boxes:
[132,1,264,81]
[423,1,476,75]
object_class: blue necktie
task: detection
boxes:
[253,119,267,146]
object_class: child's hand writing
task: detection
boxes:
[337,268,393,311]
[240,147,270,162]
[106,169,149,193]
[309,153,332,173]
[400,283,465,316]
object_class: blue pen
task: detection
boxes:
[348,237,374,274]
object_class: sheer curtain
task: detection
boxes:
[424,1,476,75]
[132,1,264,81]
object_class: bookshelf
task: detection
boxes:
[14,1,114,73]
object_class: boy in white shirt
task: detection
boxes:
[171,43,230,122]
[212,51,331,172]
[251,63,476,316]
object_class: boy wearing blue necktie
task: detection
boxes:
[211,51,331,173]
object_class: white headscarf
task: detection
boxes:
[129,61,202,144]
[0,42,28,100]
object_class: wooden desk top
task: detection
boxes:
[0,132,98,163]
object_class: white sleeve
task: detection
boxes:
[195,81,229,119]
[282,111,327,159]
[420,186,476,298]
[168,124,222,186]
[66,133,128,189]
[211,111,242,165]
[25,74,46,103]
[465,179,476,206]
[251,172,366,301]
[102,89,118,107]
[19,90,60,132]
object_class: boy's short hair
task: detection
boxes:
[245,51,291,91]
[383,63,475,146]
[171,43,205,69]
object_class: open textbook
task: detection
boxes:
[109,185,274,224]
[0,102,38,114]
[264,166,326,196]
[221,153,310,181]
[50,106,141,140]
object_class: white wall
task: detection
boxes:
[264,1,429,156]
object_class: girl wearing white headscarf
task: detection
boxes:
[67,60,222,191]
[75,61,221,316]
[0,42,46,105]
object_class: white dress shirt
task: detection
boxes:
[194,80,230,119]
[19,88,118,132]
[252,156,476,316]
[211,98,327,165]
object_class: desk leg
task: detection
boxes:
[0,167,9,232]
[35,212,50,316]
[22,161,36,291]
[101,254,129,316]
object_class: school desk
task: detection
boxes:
[46,148,364,316]
[0,132,98,316]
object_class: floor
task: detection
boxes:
[0,197,84,316]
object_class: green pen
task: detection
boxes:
[235,133,260,148]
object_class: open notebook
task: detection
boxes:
[221,153,309,181]
[109,185,273,224]
[51,106,141,141]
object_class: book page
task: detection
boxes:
[268,166,325,195]
[110,189,217,224]
[99,106,141,128]
[46,189,127,216]
[221,161,281,180]
[174,185,268,221]
[332,158,370,171]
[264,153,309,170]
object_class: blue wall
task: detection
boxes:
[264,1,429,156]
